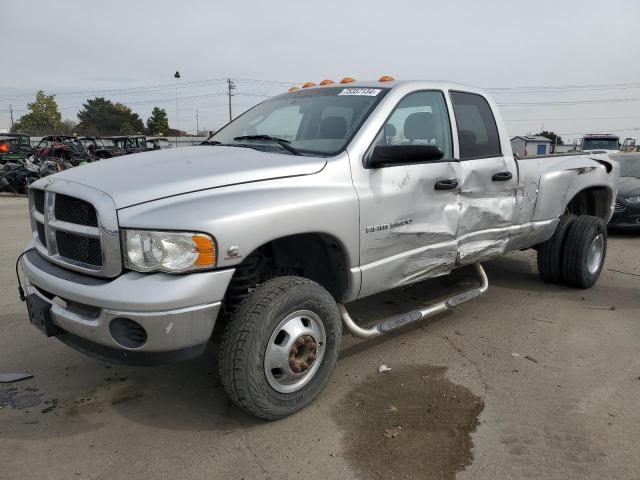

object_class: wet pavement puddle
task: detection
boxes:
[334,365,484,480]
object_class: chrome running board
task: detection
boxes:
[338,263,489,339]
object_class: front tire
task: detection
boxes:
[218,276,342,420]
[561,215,607,288]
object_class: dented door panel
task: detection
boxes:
[356,161,462,297]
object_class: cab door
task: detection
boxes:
[449,91,517,264]
[351,90,462,298]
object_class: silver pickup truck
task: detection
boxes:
[19,78,618,419]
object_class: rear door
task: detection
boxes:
[352,90,462,298]
[449,91,517,264]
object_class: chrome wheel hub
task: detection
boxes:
[587,233,604,275]
[264,310,326,394]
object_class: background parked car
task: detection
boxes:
[79,136,125,158]
[0,133,33,162]
[106,135,149,154]
[146,137,170,150]
[609,152,640,231]
[35,135,91,164]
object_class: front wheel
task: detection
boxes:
[218,276,342,420]
[561,215,607,288]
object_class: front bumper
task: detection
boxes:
[609,200,640,230]
[21,245,235,364]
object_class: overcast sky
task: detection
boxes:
[2,0,640,142]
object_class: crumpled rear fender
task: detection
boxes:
[532,155,618,222]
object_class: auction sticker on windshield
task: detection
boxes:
[339,88,382,96]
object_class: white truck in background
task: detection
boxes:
[580,133,621,154]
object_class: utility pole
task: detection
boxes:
[174,71,181,137]
[196,108,199,135]
[9,104,14,128]
[227,78,236,122]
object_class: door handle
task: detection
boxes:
[434,179,459,190]
[492,171,513,182]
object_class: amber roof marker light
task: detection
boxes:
[379,75,395,82]
[340,77,356,84]
[288,86,299,92]
[302,82,317,88]
[319,79,334,85]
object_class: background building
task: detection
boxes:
[510,135,552,156]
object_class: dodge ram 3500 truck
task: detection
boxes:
[19,78,618,419]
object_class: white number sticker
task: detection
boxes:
[339,88,381,96]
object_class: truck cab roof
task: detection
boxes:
[293,79,487,96]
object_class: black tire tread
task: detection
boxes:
[537,214,576,283]
[562,215,606,288]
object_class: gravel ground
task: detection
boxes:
[1,196,639,480]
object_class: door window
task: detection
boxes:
[372,90,453,160]
[450,91,501,159]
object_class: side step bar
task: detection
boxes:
[338,263,489,339]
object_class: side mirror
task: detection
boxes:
[367,144,444,168]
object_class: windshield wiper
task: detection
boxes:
[233,135,300,155]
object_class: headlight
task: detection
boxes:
[625,196,640,204]
[122,229,216,273]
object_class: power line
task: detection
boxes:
[0,78,230,100]
[557,127,640,135]
[0,76,297,101]
[504,114,640,122]
[498,97,640,107]
[487,81,640,93]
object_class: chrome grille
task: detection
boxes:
[54,194,98,227]
[33,189,45,214]
[613,201,626,213]
[56,230,103,267]
[28,180,122,278]
[36,222,46,246]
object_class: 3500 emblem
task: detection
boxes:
[365,218,413,233]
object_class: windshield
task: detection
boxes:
[207,86,389,156]
[617,156,640,178]
[582,138,619,151]
[98,138,116,147]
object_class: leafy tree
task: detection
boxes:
[146,107,170,135]
[119,122,135,135]
[60,119,78,135]
[11,91,62,135]
[535,130,564,146]
[76,97,145,135]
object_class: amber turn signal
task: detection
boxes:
[192,235,216,266]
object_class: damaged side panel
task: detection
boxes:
[456,157,518,265]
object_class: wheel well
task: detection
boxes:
[223,233,349,312]
[565,187,610,220]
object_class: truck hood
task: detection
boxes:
[45,146,327,208]
[583,149,620,154]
